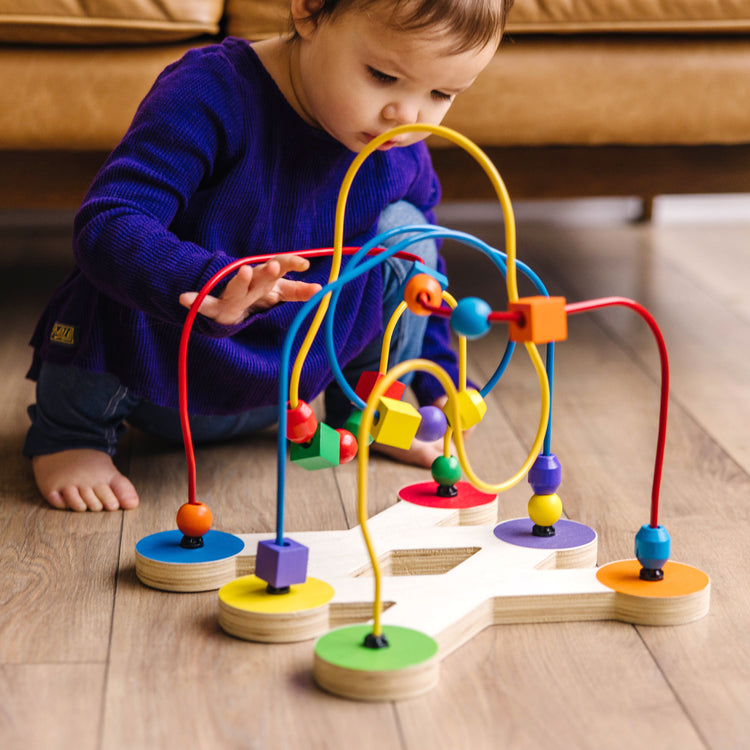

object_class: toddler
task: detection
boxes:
[25,0,513,511]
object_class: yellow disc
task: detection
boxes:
[219,575,334,613]
[528,493,563,527]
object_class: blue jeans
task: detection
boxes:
[24,202,438,456]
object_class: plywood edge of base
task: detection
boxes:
[218,599,331,643]
[613,582,711,626]
[313,651,440,701]
[135,551,238,592]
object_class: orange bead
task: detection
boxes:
[403,273,442,316]
[176,502,213,538]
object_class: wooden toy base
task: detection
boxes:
[135,529,245,592]
[313,624,439,701]
[135,498,710,702]
[398,480,498,525]
[219,575,334,642]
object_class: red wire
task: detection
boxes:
[418,297,450,317]
[417,295,524,324]
[178,246,423,504]
[565,298,669,528]
[415,292,669,529]
[488,310,525,323]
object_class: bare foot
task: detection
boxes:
[32,449,139,512]
[371,438,443,469]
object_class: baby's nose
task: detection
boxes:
[382,100,419,125]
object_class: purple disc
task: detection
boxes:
[493,518,596,549]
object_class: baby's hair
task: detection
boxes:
[294,0,514,52]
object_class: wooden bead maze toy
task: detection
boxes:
[135,124,710,702]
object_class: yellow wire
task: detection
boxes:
[379,301,408,373]
[288,123,519,407]
[440,291,468,392]
[358,351,550,635]
[380,291,466,385]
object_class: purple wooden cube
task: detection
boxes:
[255,537,309,589]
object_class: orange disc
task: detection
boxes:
[596,559,709,598]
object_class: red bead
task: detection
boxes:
[286,401,318,444]
[336,428,358,464]
[403,273,443,315]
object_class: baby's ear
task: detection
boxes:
[290,0,326,38]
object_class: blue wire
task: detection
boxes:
[324,225,552,403]
[276,224,558,541]
[275,236,432,542]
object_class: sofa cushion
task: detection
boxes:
[440,35,750,146]
[0,44,200,149]
[0,0,224,44]
[226,0,750,39]
[510,0,750,33]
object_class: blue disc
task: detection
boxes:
[136,529,245,564]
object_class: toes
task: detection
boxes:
[110,475,140,510]
[46,490,68,511]
[93,483,121,512]
[80,487,104,512]
[59,486,89,513]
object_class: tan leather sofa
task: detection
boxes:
[3,0,750,213]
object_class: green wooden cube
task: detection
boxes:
[290,422,340,470]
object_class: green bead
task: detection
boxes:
[431,455,462,486]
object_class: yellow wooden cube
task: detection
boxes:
[370,396,422,449]
[448,388,487,430]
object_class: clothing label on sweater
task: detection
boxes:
[50,322,79,347]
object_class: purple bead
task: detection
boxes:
[528,453,562,495]
[416,405,448,442]
[255,537,309,589]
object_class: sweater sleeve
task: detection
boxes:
[72,47,247,336]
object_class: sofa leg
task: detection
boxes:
[636,196,655,223]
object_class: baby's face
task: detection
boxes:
[295,10,496,152]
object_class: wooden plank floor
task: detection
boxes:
[1,201,748,749]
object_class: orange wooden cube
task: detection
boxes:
[508,296,568,344]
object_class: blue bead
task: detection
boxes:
[635,524,671,570]
[528,453,562,495]
[415,405,448,442]
[451,297,492,340]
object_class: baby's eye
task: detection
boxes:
[431,90,453,103]
[367,66,397,84]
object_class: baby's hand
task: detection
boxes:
[179,255,322,325]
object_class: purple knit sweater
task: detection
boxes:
[28,38,459,415]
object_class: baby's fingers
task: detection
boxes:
[179,291,225,320]
[275,278,322,303]
[275,254,312,274]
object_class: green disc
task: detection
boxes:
[315,624,438,671]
